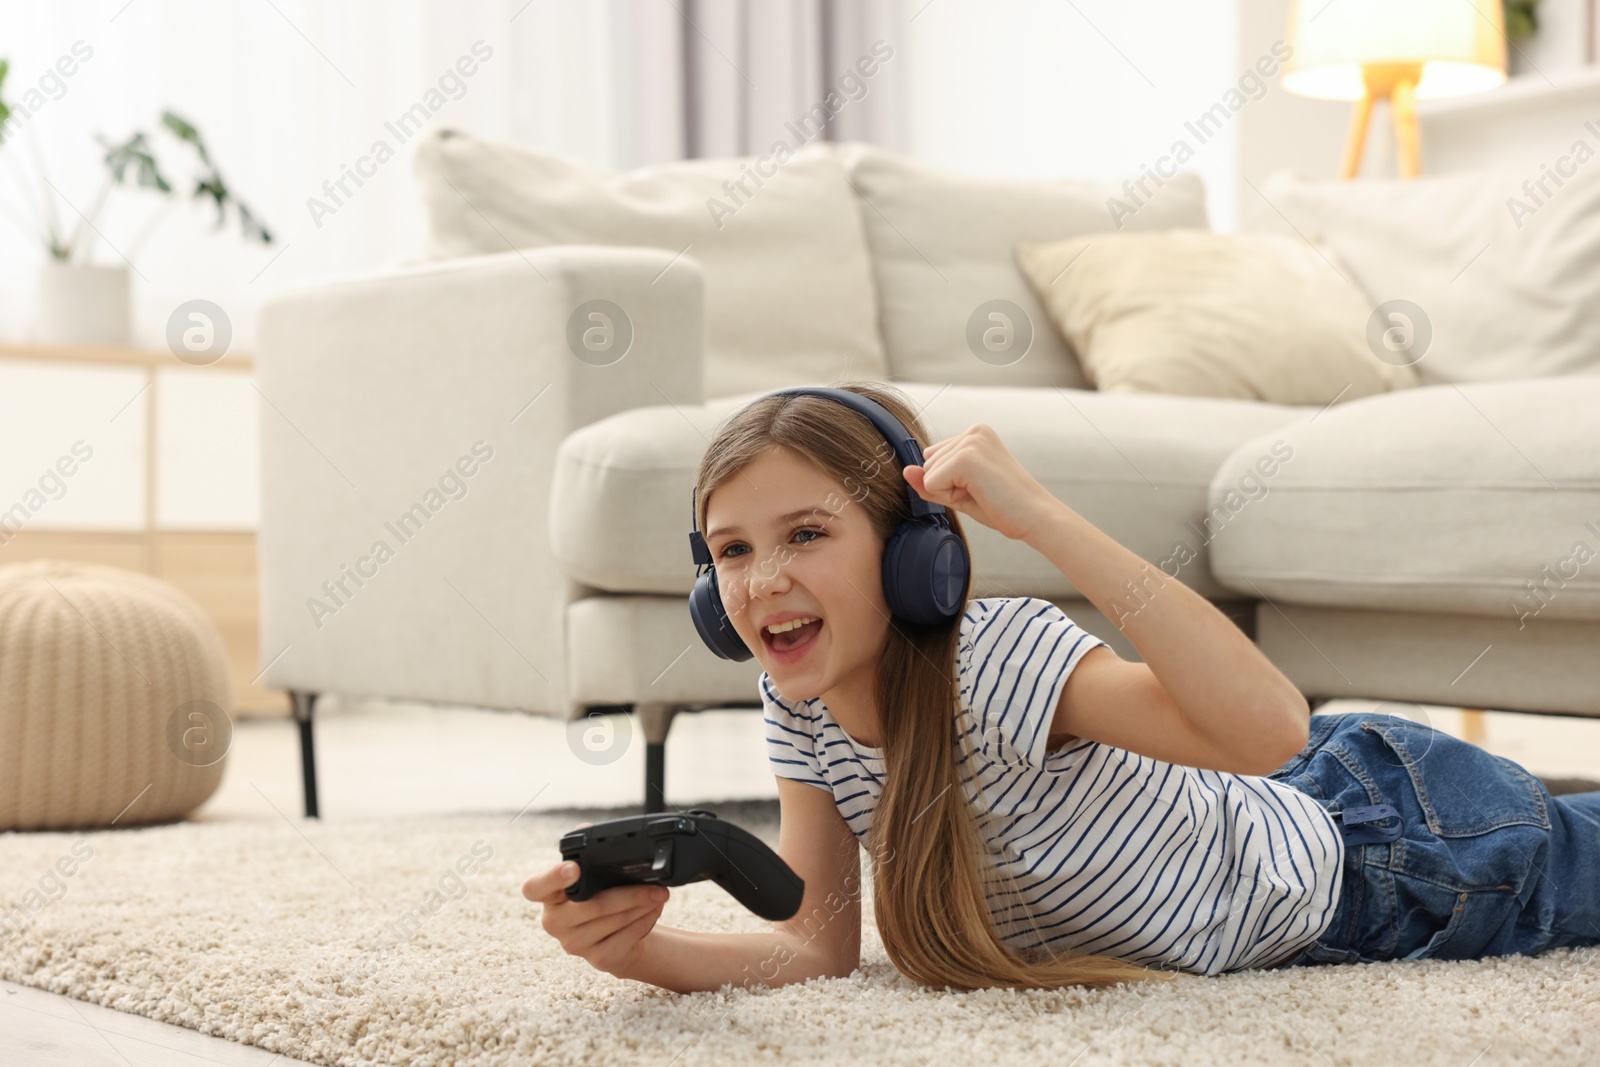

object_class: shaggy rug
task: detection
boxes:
[1,795,1598,1067]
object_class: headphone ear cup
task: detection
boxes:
[689,566,753,661]
[882,522,971,626]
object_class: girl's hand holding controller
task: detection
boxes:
[522,821,670,976]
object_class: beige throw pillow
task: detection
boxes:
[1016,229,1421,405]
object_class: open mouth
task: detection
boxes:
[761,617,824,661]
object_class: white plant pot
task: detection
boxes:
[36,262,131,347]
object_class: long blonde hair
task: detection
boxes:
[695,381,1183,991]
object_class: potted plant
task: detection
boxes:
[0,59,273,346]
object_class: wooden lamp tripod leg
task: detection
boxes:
[1341,64,1424,181]
[1460,707,1487,745]
[1390,74,1421,178]
[1339,88,1376,179]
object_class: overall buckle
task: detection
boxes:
[1332,802,1403,845]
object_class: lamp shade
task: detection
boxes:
[1283,0,1507,100]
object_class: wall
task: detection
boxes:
[902,0,1240,229]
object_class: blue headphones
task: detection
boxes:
[687,387,971,661]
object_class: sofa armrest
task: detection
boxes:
[256,245,703,716]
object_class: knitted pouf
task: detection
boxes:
[0,559,233,831]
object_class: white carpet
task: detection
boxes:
[1,798,1597,1067]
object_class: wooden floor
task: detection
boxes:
[0,977,316,1066]
[6,696,1598,1063]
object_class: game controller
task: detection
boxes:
[559,808,805,922]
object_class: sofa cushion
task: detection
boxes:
[411,128,888,399]
[1207,377,1600,622]
[549,382,1310,604]
[1016,229,1421,405]
[834,142,1211,390]
[1260,167,1600,384]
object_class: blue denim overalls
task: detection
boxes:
[1262,712,1600,968]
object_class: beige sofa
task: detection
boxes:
[257,131,1600,816]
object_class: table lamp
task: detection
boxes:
[1282,0,1507,179]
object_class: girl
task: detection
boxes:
[525,381,1600,993]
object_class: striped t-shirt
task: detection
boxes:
[761,595,1345,976]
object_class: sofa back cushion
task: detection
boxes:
[1016,229,1421,404]
[411,128,887,399]
[836,142,1211,388]
[1261,167,1600,384]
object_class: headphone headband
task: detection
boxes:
[765,387,947,521]
[689,387,946,565]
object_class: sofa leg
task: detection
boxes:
[1217,600,1257,642]
[636,702,680,814]
[291,690,321,819]
[645,744,666,815]
[1306,696,1329,713]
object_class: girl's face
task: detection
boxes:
[702,445,891,704]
